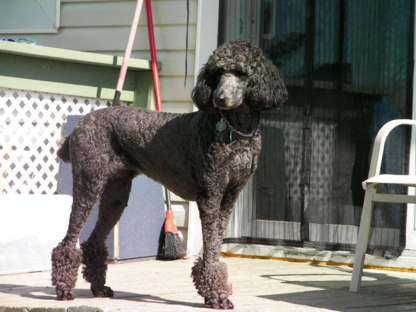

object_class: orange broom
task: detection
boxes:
[160,188,186,259]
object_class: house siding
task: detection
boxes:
[4,0,197,114]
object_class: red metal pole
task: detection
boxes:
[145,0,163,112]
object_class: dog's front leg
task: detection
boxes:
[192,195,233,309]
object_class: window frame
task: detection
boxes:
[0,0,61,34]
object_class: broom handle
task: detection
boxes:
[146,0,173,210]
[145,0,163,112]
[165,187,172,212]
[112,0,144,106]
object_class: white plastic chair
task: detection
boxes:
[350,119,416,293]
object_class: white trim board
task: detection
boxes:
[187,0,220,256]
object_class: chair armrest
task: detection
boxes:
[368,119,416,178]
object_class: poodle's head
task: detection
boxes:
[192,40,288,112]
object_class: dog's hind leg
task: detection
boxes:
[81,170,136,298]
[51,174,106,301]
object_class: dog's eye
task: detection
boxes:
[215,73,222,82]
[234,72,248,81]
[228,70,243,78]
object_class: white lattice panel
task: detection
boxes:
[0,88,124,194]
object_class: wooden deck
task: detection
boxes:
[1,256,416,311]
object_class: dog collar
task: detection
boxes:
[216,110,260,141]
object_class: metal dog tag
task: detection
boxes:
[216,118,226,132]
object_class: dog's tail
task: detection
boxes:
[57,135,71,163]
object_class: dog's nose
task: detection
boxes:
[214,96,227,107]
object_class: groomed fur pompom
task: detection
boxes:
[51,241,82,300]
[191,257,229,299]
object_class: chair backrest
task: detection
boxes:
[368,119,416,179]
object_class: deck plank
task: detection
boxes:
[1,257,416,311]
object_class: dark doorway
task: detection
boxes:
[221,0,414,256]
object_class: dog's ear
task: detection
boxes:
[192,65,216,112]
[247,59,288,111]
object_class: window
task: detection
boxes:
[0,0,60,34]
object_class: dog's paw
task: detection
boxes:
[91,285,114,298]
[205,297,234,309]
[56,289,76,301]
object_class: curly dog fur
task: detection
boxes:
[52,40,287,309]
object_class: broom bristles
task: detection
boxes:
[161,232,187,260]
